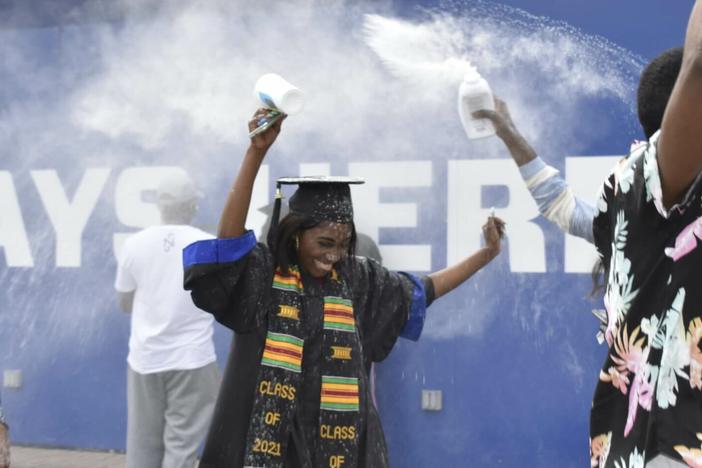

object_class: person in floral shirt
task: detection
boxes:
[475,2,702,465]
[587,2,702,463]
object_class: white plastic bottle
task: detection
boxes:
[458,71,496,139]
[254,73,305,115]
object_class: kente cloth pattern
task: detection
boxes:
[243,266,364,468]
[182,231,427,468]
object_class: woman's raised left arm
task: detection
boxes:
[428,216,504,299]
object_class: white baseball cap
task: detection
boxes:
[156,170,202,205]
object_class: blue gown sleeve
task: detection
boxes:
[182,230,273,333]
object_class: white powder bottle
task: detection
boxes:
[458,70,496,139]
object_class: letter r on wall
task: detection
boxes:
[447,159,546,273]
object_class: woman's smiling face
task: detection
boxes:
[297,221,352,278]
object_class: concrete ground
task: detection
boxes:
[10,445,125,468]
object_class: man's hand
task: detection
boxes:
[473,97,537,167]
[473,98,517,139]
[483,215,506,259]
[248,108,286,152]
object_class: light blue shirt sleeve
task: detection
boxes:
[518,157,595,244]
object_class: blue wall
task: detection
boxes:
[0,1,693,466]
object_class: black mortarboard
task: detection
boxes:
[267,176,364,247]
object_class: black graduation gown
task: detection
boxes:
[183,236,427,468]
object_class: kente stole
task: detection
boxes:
[243,265,364,468]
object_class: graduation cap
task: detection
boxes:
[267,176,365,247]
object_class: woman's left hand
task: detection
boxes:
[482,216,506,258]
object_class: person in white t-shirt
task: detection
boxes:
[115,169,220,468]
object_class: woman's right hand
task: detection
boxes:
[248,108,286,152]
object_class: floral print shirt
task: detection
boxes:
[591,131,702,467]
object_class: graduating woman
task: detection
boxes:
[183,109,505,468]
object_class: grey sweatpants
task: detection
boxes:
[126,362,220,468]
[647,455,687,467]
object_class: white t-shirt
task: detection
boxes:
[115,224,216,374]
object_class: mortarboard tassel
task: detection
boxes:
[267,182,283,248]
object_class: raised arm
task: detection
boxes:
[217,109,285,238]
[474,98,537,167]
[429,216,504,299]
[658,0,702,208]
[475,98,596,243]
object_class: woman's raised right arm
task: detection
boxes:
[217,109,285,238]
[182,110,284,332]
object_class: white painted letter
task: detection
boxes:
[32,169,110,267]
[447,159,545,272]
[0,172,34,267]
[248,165,270,238]
[348,161,432,271]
